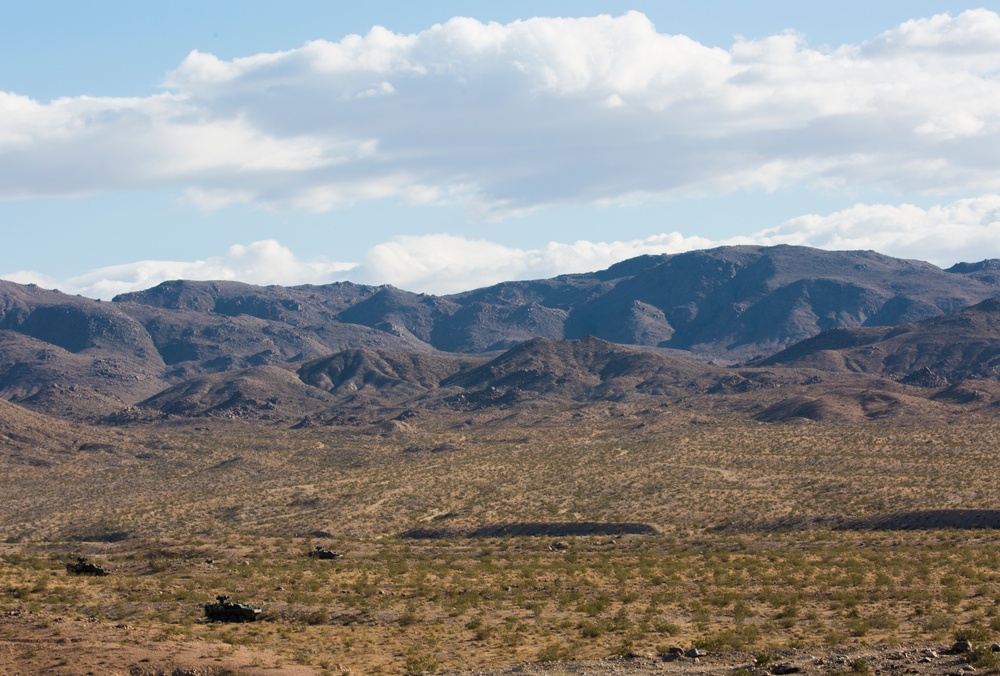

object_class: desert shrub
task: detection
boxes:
[654,620,681,635]
[694,626,760,652]
[966,645,1000,670]
[824,630,846,647]
[445,589,480,615]
[850,658,872,674]
[403,653,439,674]
[733,601,753,624]
[298,609,328,625]
[922,613,955,633]
[576,594,611,616]
[955,625,993,644]
[608,607,631,632]
[536,641,574,662]
[398,604,420,626]
[579,620,606,638]
[473,626,494,641]
[612,638,634,656]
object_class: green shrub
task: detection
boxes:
[403,653,438,674]
[954,625,992,644]
[576,595,611,616]
[654,621,681,635]
[965,645,1000,670]
[536,641,573,662]
[850,657,872,675]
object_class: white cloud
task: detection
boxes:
[3,240,355,300]
[351,195,1000,291]
[7,194,1000,299]
[2,10,1000,213]
[756,194,1000,266]
[351,232,726,294]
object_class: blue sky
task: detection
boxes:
[3,1,1000,297]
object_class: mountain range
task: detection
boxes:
[1,244,1000,424]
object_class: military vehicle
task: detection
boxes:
[307,546,344,560]
[203,595,262,622]
[65,557,108,576]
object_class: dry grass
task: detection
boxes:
[4,407,1000,673]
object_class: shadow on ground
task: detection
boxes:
[717,509,1000,532]
[846,509,1000,530]
[400,521,659,539]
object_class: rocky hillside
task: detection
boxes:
[0,397,126,461]
[757,298,1000,384]
[1,245,999,419]
[134,336,929,425]
[115,245,999,359]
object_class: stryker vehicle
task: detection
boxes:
[308,546,344,560]
[66,557,108,576]
[203,595,262,623]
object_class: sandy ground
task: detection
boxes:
[0,610,316,676]
[0,609,984,676]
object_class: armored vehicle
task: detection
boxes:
[308,546,344,560]
[203,595,262,623]
[66,557,108,576]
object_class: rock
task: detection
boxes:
[901,366,948,388]
[662,646,685,660]
[772,664,802,674]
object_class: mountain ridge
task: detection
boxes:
[112,244,1000,358]
[1,244,999,420]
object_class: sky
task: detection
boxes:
[3,1,1000,299]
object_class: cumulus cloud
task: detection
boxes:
[351,195,1000,290]
[2,240,355,300]
[756,194,1000,266]
[2,10,1000,213]
[350,231,723,294]
[9,194,1000,299]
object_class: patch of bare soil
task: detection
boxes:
[0,611,315,676]
[447,644,982,675]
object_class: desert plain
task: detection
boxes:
[5,399,1000,675]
